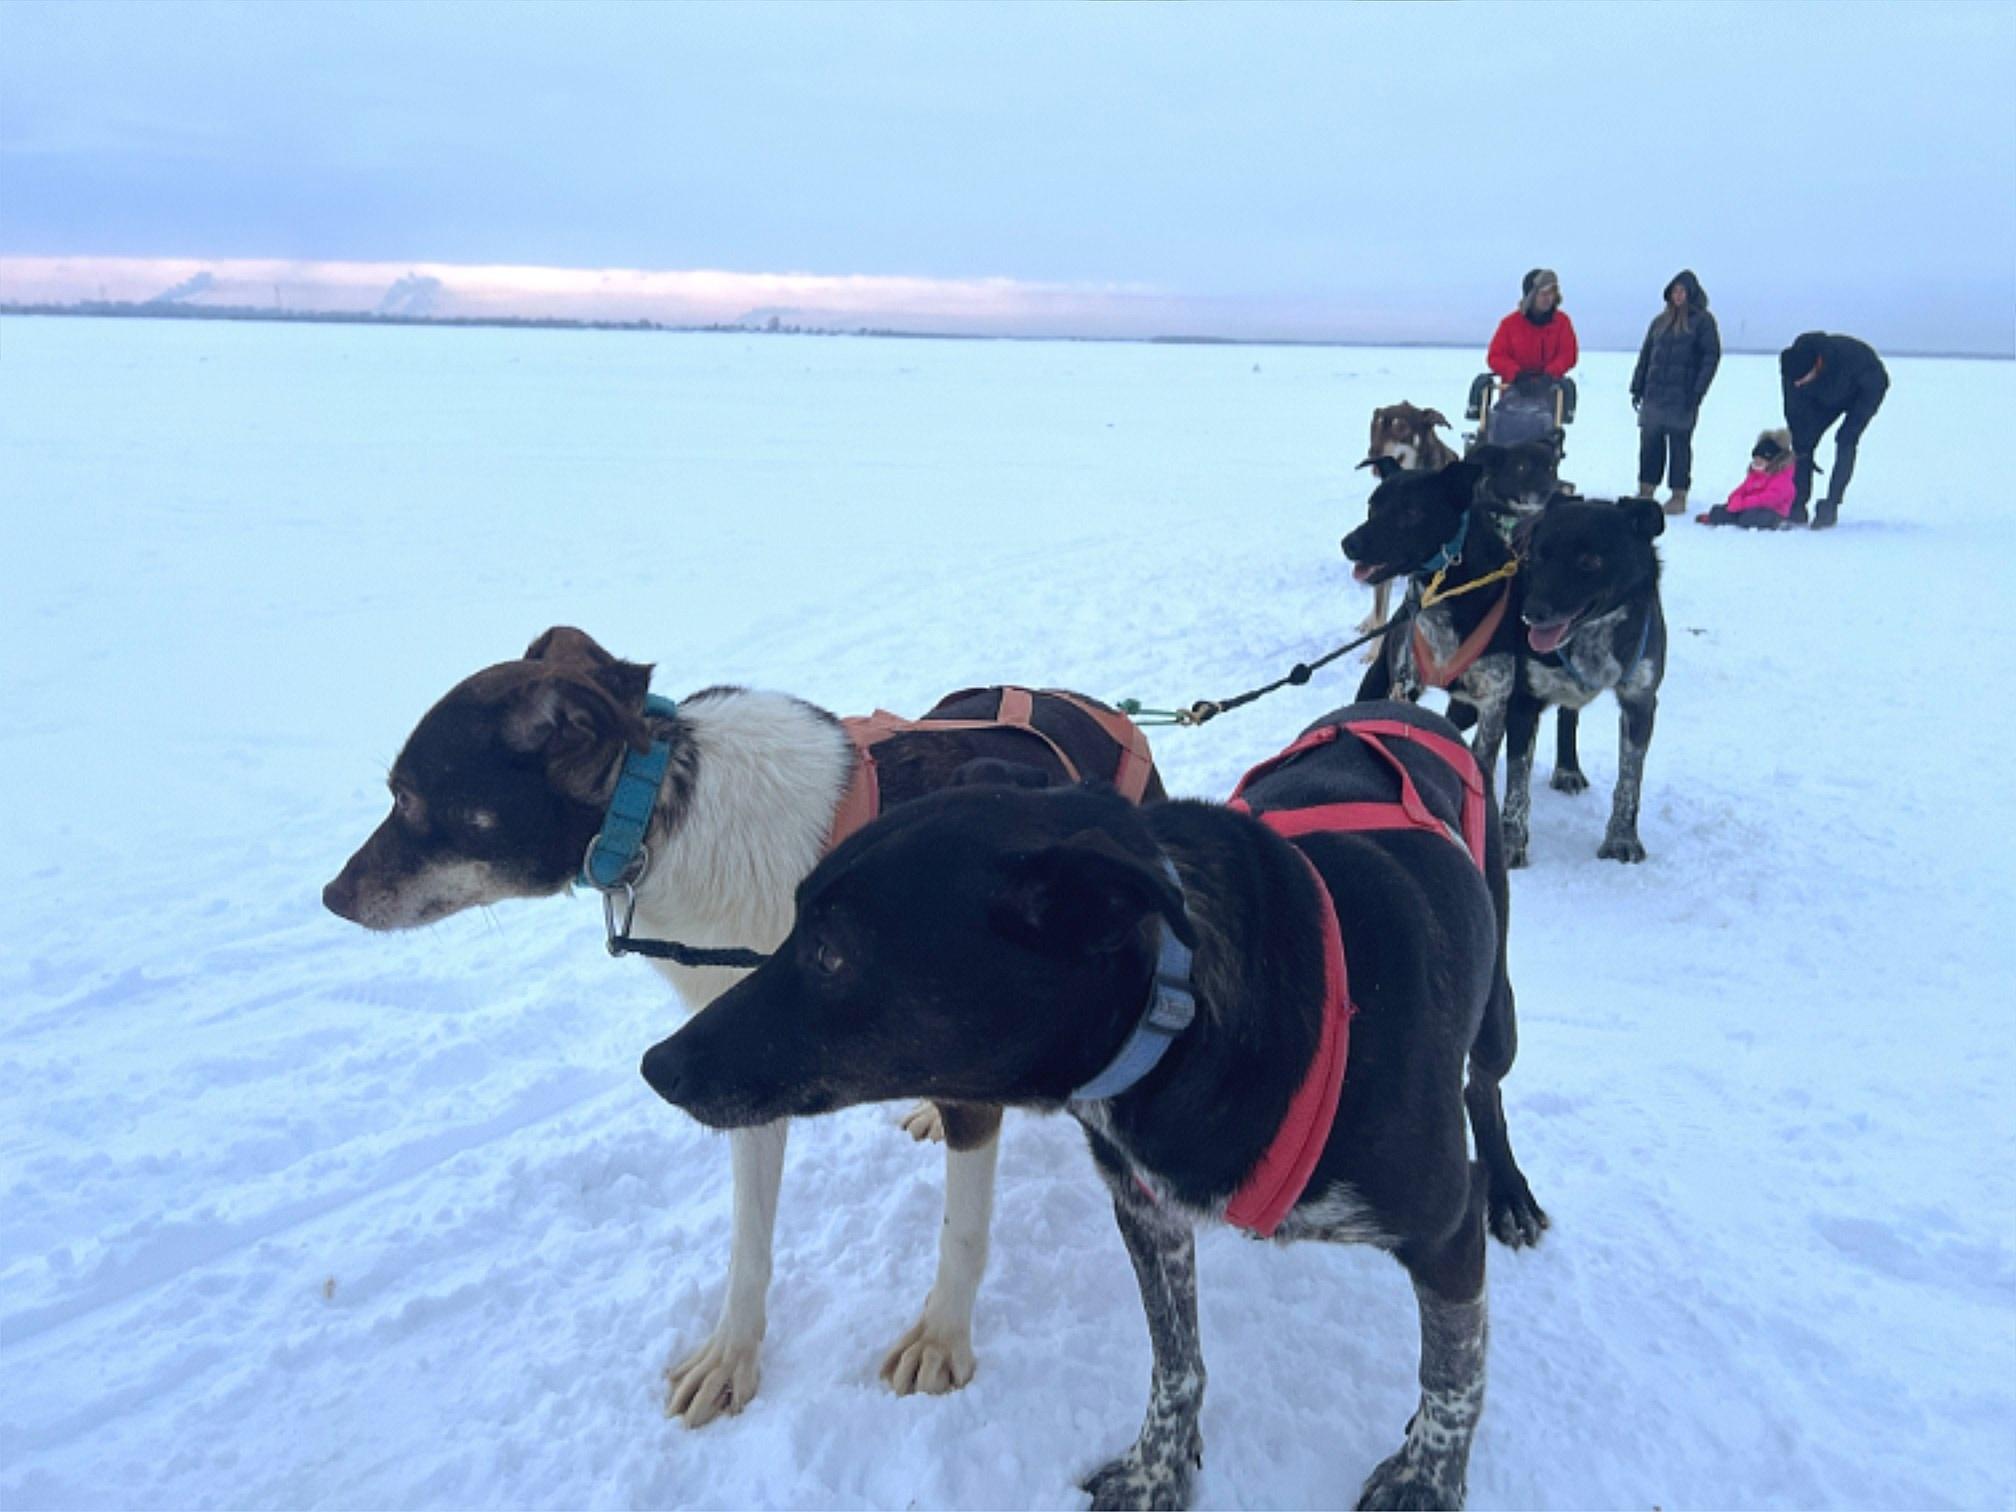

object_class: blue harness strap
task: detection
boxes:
[580,693,681,889]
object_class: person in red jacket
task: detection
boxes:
[1487,268,1579,386]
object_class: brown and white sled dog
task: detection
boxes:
[1356,402,1460,651]
[322,626,1163,1426]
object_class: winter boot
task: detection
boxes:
[1634,482,1657,500]
[1812,499,1840,530]
[1787,500,1810,526]
[1662,488,1688,516]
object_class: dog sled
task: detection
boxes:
[1465,371,1577,453]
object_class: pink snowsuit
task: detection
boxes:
[1723,465,1796,519]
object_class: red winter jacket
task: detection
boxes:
[1487,310,1579,383]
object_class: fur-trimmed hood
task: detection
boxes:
[1752,427,1793,474]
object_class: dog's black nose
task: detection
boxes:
[322,876,357,920]
[639,1037,690,1107]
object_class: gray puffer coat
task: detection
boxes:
[1631,270,1721,431]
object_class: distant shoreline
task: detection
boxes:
[1,301,2007,363]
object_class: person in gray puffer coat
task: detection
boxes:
[1630,270,1722,514]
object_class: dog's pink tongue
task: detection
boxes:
[1352,562,1380,584]
[1527,619,1573,654]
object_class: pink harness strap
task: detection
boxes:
[1217,715,1488,1235]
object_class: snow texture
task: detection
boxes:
[3,315,2013,1509]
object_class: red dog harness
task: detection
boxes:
[1220,717,1487,1236]
[828,687,1157,850]
[1412,588,1513,691]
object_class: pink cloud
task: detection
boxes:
[0,254,1467,343]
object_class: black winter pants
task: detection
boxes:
[1701,504,1784,530]
[1638,424,1693,492]
[1794,374,1889,509]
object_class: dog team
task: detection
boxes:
[320,277,1870,1510]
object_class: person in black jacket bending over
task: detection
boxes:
[1630,270,1721,515]
[1780,331,1889,529]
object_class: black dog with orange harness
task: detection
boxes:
[641,699,1545,1510]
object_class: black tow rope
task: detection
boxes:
[1119,617,1395,728]
[594,879,771,969]
[606,933,771,969]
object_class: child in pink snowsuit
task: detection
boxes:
[1697,430,1796,529]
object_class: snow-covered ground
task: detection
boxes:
[3,314,2013,1510]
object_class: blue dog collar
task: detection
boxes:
[1072,858,1198,1102]
[580,692,681,890]
[1422,514,1469,576]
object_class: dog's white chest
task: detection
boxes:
[1399,611,1512,709]
[1524,658,1605,709]
[1270,1181,1393,1247]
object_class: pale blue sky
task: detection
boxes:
[3,0,2012,351]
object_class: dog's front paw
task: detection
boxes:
[1503,835,1529,869]
[663,1330,762,1428]
[1081,1448,1196,1511]
[1356,1445,1465,1511]
[1549,767,1589,794]
[1488,1174,1550,1249]
[899,1101,946,1142]
[1597,833,1647,864]
[880,1315,976,1396]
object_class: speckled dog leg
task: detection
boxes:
[1598,695,1656,863]
[1356,1286,1487,1510]
[1080,1189,1204,1511]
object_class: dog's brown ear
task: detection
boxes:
[525,625,613,665]
[991,829,1194,957]
[1423,408,1451,430]
[523,626,655,712]
[500,673,652,802]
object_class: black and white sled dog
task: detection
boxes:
[642,700,1546,1510]
[1509,495,1668,865]
[322,626,1163,1425]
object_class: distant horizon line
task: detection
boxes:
[6,252,2011,359]
[3,300,2009,364]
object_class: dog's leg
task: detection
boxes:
[1500,692,1542,869]
[1467,689,1508,792]
[664,1118,787,1427]
[1081,1184,1205,1511]
[1360,582,1393,662]
[1549,707,1588,793]
[1356,637,1395,704]
[1467,808,1546,1248]
[1465,997,1547,1248]
[1358,1167,1489,1511]
[1597,693,1656,863]
[882,1104,1001,1396]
